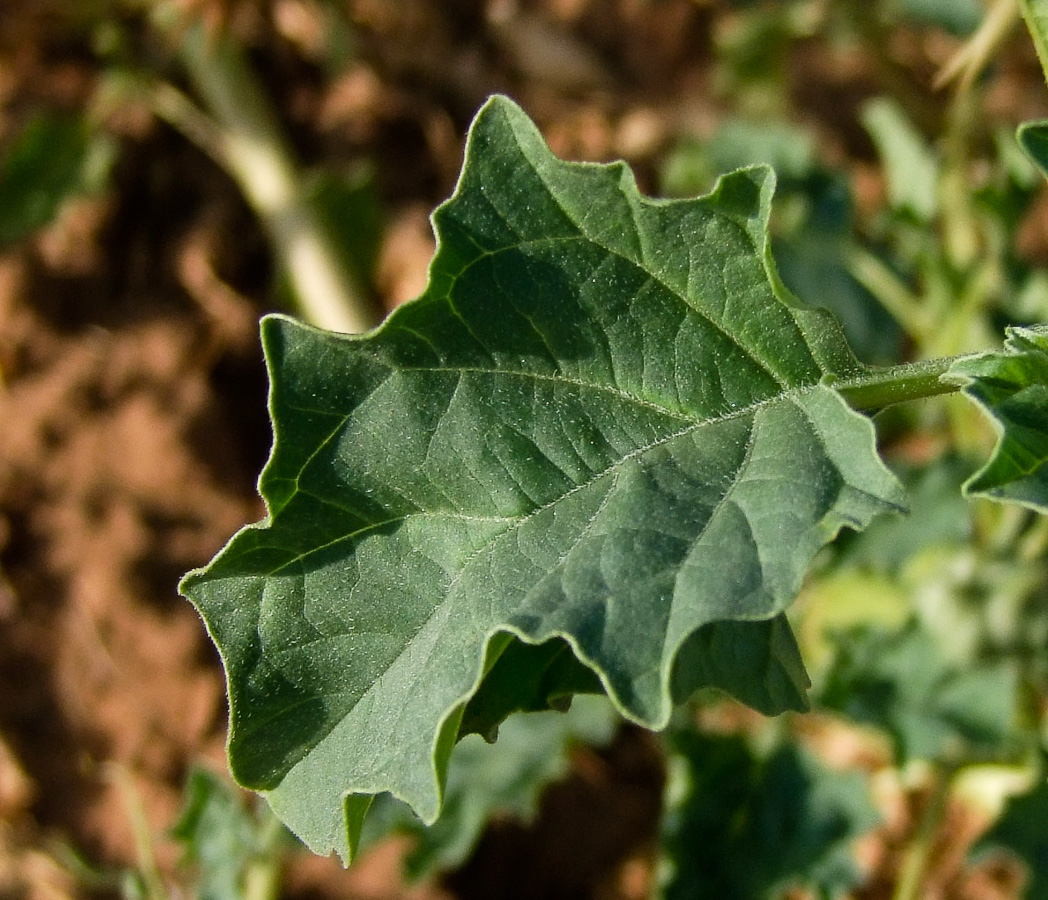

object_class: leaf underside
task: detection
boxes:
[180,95,905,861]
[946,324,1048,512]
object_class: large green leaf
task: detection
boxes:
[180,95,905,861]
[945,324,1048,511]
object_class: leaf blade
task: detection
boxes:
[1017,0,1048,89]
[181,95,905,860]
[1018,120,1048,180]
[946,324,1048,511]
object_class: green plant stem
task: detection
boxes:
[846,247,932,344]
[891,764,955,900]
[156,12,378,334]
[940,90,981,273]
[834,357,962,413]
[243,810,287,900]
[108,765,169,900]
[935,0,1020,92]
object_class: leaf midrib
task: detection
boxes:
[267,381,813,579]
[256,380,793,797]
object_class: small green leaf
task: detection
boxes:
[945,324,1048,512]
[899,0,983,35]
[819,621,1018,762]
[658,732,878,900]
[1017,0,1048,89]
[660,119,816,198]
[181,95,905,860]
[1018,121,1048,181]
[0,112,114,246]
[862,98,939,222]
[171,768,283,900]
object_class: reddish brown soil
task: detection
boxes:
[0,2,1044,899]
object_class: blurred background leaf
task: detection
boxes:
[658,729,878,900]
[0,112,115,246]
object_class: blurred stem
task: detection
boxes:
[1019,514,1048,559]
[847,247,932,344]
[108,765,169,900]
[994,503,1032,551]
[142,79,228,163]
[935,0,1020,93]
[940,91,981,273]
[892,763,956,900]
[243,809,287,900]
[152,8,378,334]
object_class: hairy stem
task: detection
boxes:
[835,356,963,413]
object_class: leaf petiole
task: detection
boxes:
[833,356,965,413]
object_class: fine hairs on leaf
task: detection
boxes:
[179,94,1048,863]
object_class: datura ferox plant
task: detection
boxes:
[181,95,1048,861]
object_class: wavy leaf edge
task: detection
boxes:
[181,94,907,861]
[945,323,1048,512]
